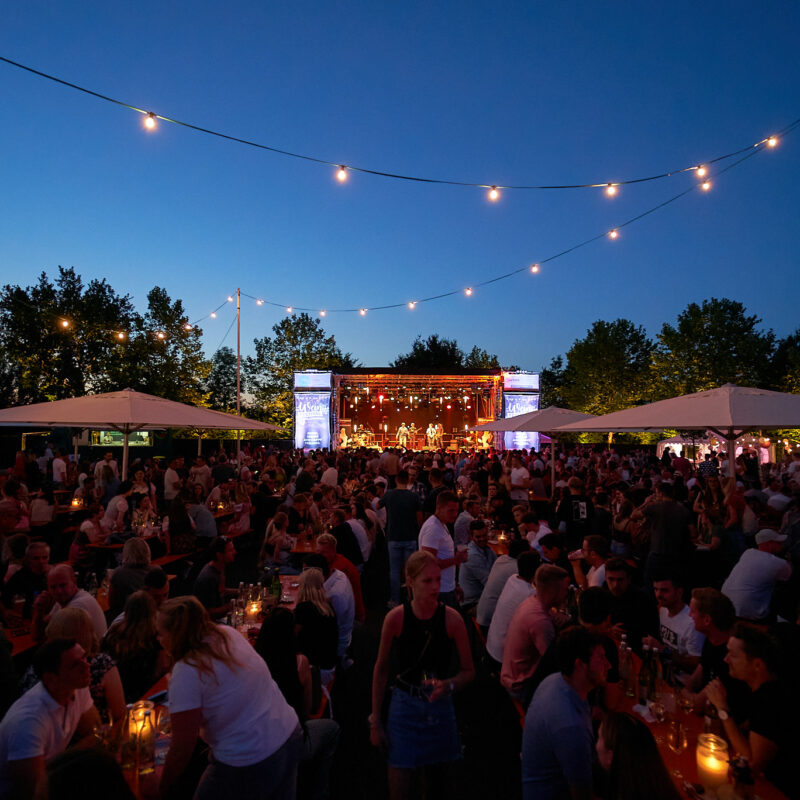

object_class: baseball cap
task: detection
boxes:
[755,529,787,545]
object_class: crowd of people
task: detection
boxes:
[0,439,799,799]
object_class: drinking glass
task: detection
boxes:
[677,690,693,715]
[666,719,688,778]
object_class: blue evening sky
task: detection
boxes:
[1,2,799,371]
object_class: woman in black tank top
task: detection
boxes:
[369,550,475,799]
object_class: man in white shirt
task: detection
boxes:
[509,454,531,505]
[418,491,465,606]
[32,565,107,642]
[163,457,184,503]
[568,535,608,590]
[721,530,792,621]
[189,455,213,494]
[51,451,67,488]
[644,572,704,674]
[520,512,552,553]
[0,639,98,798]
[486,551,539,664]
[93,451,118,481]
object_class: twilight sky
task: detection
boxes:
[1,2,799,371]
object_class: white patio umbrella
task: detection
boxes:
[552,384,800,477]
[472,406,596,492]
[0,388,280,478]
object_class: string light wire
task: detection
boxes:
[0,54,795,194]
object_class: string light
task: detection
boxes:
[408,301,417,309]
[156,331,166,340]
[701,180,712,191]
[319,310,326,317]
[465,287,473,296]
[605,183,618,197]
[696,165,708,178]
[1,55,797,199]
[227,295,234,302]
[184,323,193,330]
[360,308,367,316]
[336,166,348,182]
[286,306,293,313]
[116,332,125,340]
[256,299,264,306]
[60,319,69,328]
[530,263,540,274]
[210,312,217,319]
[608,229,619,239]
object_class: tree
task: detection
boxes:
[539,355,568,408]
[559,319,654,416]
[244,313,356,429]
[206,347,238,411]
[391,335,501,370]
[771,330,800,393]
[652,298,776,397]
[0,267,142,403]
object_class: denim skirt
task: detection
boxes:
[387,687,461,769]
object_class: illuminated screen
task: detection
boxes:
[293,371,333,389]
[503,372,540,391]
[502,393,540,451]
[294,392,331,449]
[90,430,152,447]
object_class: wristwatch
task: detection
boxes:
[718,708,730,721]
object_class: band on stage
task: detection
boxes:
[338,422,493,450]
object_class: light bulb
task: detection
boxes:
[157,331,165,340]
[696,165,708,178]
[701,180,712,191]
[465,287,473,296]
[608,229,619,239]
[319,310,326,317]
[605,183,618,197]
[408,301,417,309]
[184,323,193,330]
[256,299,264,306]
[210,312,217,319]
[360,308,367,316]
[488,186,500,201]
[337,166,348,182]
[286,306,293,313]
[227,295,234,303]
[530,263,540,274]
[60,319,69,328]
[117,332,125,340]
[144,112,157,130]
[767,136,778,148]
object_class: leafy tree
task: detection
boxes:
[244,313,356,429]
[559,319,654,416]
[463,346,500,369]
[652,298,776,397]
[771,330,800,393]
[0,267,142,403]
[206,347,238,411]
[539,355,568,408]
[391,335,501,370]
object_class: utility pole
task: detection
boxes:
[236,287,241,462]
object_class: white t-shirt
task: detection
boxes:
[721,549,793,620]
[486,575,536,662]
[320,467,338,487]
[419,515,456,593]
[53,589,108,639]
[52,458,67,484]
[347,519,371,561]
[169,625,298,766]
[527,523,553,554]
[659,605,704,656]
[94,459,119,480]
[0,683,93,795]
[323,569,355,657]
[102,495,128,531]
[164,468,182,501]
[586,563,606,589]
[510,467,530,502]
[80,518,106,544]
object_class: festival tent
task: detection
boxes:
[552,384,800,477]
[472,406,596,491]
[0,388,280,478]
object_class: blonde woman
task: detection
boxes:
[43,607,126,724]
[157,596,301,800]
[370,551,475,800]
[294,568,338,672]
[259,512,293,572]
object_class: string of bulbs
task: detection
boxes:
[190,117,797,323]
[0,54,792,200]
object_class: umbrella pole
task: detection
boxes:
[122,428,130,481]
[551,437,557,498]
[197,435,202,457]
[727,434,737,480]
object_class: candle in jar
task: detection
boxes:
[695,734,728,789]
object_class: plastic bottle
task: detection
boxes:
[638,645,651,705]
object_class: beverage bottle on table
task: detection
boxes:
[618,644,631,692]
[638,645,651,705]
[649,648,661,701]
[138,711,156,775]
[271,571,282,599]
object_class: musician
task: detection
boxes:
[397,423,410,449]
[408,423,418,448]
[426,423,437,448]
[481,430,493,450]
[339,428,349,448]
[435,422,444,449]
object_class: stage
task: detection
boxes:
[292,368,541,451]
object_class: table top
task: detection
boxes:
[290,535,317,555]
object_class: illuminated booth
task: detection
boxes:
[293,368,540,451]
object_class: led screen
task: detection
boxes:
[502,393,540,451]
[294,392,331,449]
[293,371,333,389]
[503,372,540,391]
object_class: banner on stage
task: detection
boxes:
[503,393,540,451]
[294,392,331,449]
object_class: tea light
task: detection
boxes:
[246,601,260,622]
[71,498,81,507]
[696,733,729,790]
